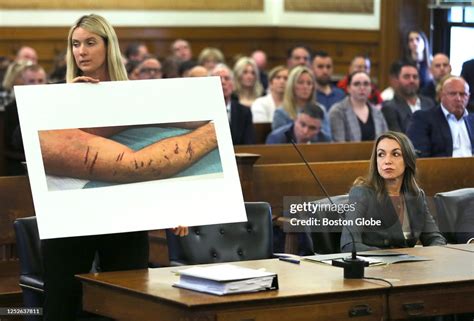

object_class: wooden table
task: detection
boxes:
[366,246,474,320]
[77,246,474,321]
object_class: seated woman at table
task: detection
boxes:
[340,131,446,252]
[329,71,387,142]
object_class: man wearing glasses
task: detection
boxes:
[134,56,162,80]
[407,76,474,157]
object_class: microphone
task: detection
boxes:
[284,131,368,279]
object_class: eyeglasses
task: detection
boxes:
[351,81,371,87]
[139,68,162,75]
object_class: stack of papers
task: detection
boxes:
[173,264,278,296]
[304,252,430,266]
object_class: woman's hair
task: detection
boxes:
[282,65,315,120]
[66,14,127,82]
[233,56,263,100]
[347,70,371,86]
[197,47,225,66]
[268,65,288,83]
[403,29,431,67]
[2,60,32,90]
[354,131,420,199]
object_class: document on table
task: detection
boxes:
[173,264,279,295]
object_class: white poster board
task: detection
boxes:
[15,77,246,239]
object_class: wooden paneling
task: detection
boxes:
[285,0,373,14]
[0,0,264,10]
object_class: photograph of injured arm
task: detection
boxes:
[38,120,220,189]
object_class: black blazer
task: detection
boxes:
[381,94,435,133]
[406,106,474,157]
[340,186,446,252]
[230,99,256,145]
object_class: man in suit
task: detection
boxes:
[210,64,255,145]
[407,76,474,157]
[266,102,329,144]
[421,53,451,102]
[382,61,435,133]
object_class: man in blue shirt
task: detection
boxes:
[312,51,345,112]
[266,102,329,144]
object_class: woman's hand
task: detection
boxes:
[72,76,100,83]
[171,226,189,237]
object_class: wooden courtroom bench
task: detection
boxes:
[237,156,474,215]
[254,122,272,145]
[235,141,374,164]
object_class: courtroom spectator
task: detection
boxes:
[0,56,10,106]
[15,46,38,64]
[5,64,47,175]
[1,60,32,108]
[340,131,446,252]
[381,61,402,101]
[171,38,193,63]
[287,45,311,69]
[187,65,208,77]
[272,66,330,139]
[311,51,345,112]
[421,53,451,102]
[460,57,474,112]
[198,47,225,72]
[266,101,329,144]
[125,60,141,80]
[161,56,180,78]
[124,42,149,63]
[382,61,435,133]
[210,64,255,145]
[251,65,288,123]
[178,60,197,77]
[251,49,269,91]
[337,55,383,107]
[40,14,189,321]
[133,56,163,80]
[49,50,67,83]
[329,71,388,142]
[233,57,263,107]
[407,76,474,157]
[403,29,431,89]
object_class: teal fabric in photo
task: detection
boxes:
[84,126,223,189]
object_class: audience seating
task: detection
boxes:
[434,188,474,243]
[167,202,273,265]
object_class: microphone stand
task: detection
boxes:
[285,132,368,278]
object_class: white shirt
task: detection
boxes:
[441,104,472,157]
[250,93,276,123]
[408,97,421,114]
[226,101,231,122]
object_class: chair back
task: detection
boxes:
[14,216,44,315]
[434,188,474,243]
[305,195,349,254]
[167,202,273,265]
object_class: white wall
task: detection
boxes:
[0,0,381,29]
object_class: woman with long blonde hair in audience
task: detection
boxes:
[233,56,263,107]
[272,66,330,138]
[251,65,288,123]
